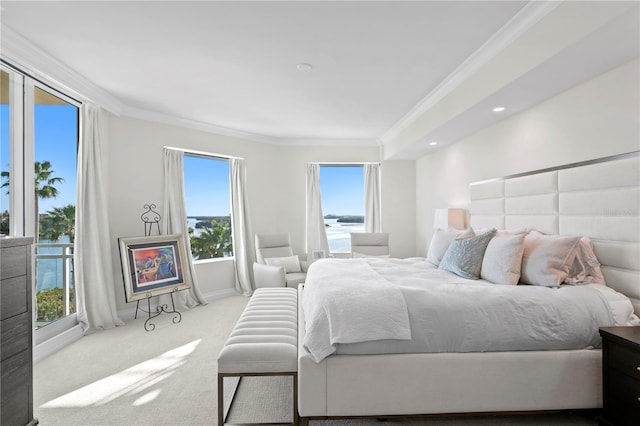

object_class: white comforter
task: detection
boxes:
[302,258,635,363]
[302,259,412,363]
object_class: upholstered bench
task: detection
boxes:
[217,287,299,426]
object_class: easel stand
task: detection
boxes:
[134,203,183,332]
[135,289,183,332]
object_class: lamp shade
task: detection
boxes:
[433,208,467,230]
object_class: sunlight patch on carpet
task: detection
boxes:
[41,339,201,408]
[133,389,162,406]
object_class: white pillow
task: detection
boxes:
[480,231,525,285]
[426,228,474,266]
[352,252,390,258]
[264,255,301,273]
[520,231,581,287]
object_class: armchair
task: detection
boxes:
[253,233,309,288]
[350,232,390,258]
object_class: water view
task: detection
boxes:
[36,236,73,292]
[325,217,364,253]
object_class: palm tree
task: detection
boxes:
[39,204,75,243]
[34,161,64,233]
[0,210,9,235]
[1,161,64,240]
[190,219,233,259]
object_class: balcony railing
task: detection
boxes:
[34,242,74,327]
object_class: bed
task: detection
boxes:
[297,152,640,420]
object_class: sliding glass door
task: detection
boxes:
[1,63,79,329]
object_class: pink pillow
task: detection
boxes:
[520,231,581,287]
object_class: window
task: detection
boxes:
[1,69,13,235]
[1,63,79,329]
[183,154,233,260]
[319,165,365,253]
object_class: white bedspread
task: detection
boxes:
[302,258,633,363]
[302,259,412,363]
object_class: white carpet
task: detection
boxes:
[33,295,598,426]
[34,295,248,426]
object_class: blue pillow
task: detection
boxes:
[439,230,496,279]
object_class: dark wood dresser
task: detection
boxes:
[598,326,640,426]
[1,236,38,426]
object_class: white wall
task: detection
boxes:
[415,58,640,256]
[265,145,416,258]
[107,116,280,314]
[106,117,416,314]
[381,160,416,258]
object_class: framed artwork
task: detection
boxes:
[118,234,192,302]
[312,249,326,260]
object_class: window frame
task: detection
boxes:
[2,61,81,237]
[318,163,366,254]
[182,151,234,262]
[2,60,81,339]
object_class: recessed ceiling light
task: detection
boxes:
[492,106,506,112]
[296,63,313,71]
[429,141,438,146]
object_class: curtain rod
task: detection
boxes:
[164,146,244,160]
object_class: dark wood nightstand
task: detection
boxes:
[598,326,640,426]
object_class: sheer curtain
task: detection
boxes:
[364,163,382,233]
[305,163,330,256]
[230,158,254,296]
[75,103,124,333]
[162,148,207,309]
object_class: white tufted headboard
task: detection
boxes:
[470,151,640,315]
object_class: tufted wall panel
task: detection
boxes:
[470,152,640,314]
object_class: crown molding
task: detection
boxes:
[125,105,381,147]
[270,137,381,147]
[380,0,560,146]
[0,25,125,114]
[123,106,284,145]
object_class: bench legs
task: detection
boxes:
[217,372,298,426]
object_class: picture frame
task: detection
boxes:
[312,249,326,260]
[118,234,192,302]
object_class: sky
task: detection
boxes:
[182,159,365,217]
[183,155,231,217]
[320,165,364,216]
[2,105,365,219]
[1,104,78,214]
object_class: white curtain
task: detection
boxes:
[230,158,254,296]
[162,148,207,309]
[75,104,124,334]
[305,163,330,256]
[364,163,382,233]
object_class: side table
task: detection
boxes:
[598,326,640,426]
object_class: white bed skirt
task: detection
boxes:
[297,285,602,418]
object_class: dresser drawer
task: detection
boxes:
[1,350,30,426]
[609,368,640,426]
[610,340,640,381]
[0,244,28,280]
[1,312,31,361]
[1,274,28,320]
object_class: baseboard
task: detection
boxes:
[33,323,84,364]
[203,287,239,302]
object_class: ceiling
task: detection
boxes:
[1,1,638,159]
